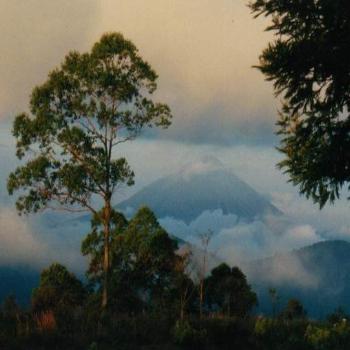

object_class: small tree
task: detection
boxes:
[249,0,350,207]
[0,295,22,338]
[32,263,86,332]
[174,246,196,320]
[8,32,172,308]
[32,263,86,314]
[280,299,306,321]
[327,307,348,324]
[195,230,213,320]
[124,207,180,313]
[205,263,258,318]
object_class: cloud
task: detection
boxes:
[160,208,322,289]
[252,253,320,289]
[96,0,276,146]
[0,0,276,146]
[0,133,339,274]
[159,209,239,241]
[271,191,350,241]
[0,0,99,119]
[0,206,88,272]
[0,207,47,267]
[159,208,323,264]
[0,139,88,271]
[212,219,322,264]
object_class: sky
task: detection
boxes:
[1,1,350,273]
[0,0,275,144]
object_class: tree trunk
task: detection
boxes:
[102,202,111,309]
[199,281,204,320]
[180,295,185,321]
[227,294,231,318]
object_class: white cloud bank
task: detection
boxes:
[160,209,323,289]
[0,207,47,267]
[0,206,87,272]
[160,209,323,265]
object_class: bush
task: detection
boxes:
[172,320,206,348]
[306,324,332,350]
[254,317,309,350]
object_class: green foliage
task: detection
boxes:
[172,320,206,347]
[8,31,172,308]
[32,263,86,314]
[205,263,258,317]
[327,307,348,324]
[306,324,332,350]
[81,209,128,285]
[254,317,275,337]
[8,32,171,214]
[306,321,350,350]
[254,317,310,350]
[4,293,350,349]
[250,0,350,207]
[123,207,179,301]
[82,206,182,314]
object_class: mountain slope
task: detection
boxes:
[118,157,281,224]
[244,240,350,318]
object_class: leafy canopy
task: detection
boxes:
[82,207,181,312]
[250,0,350,207]
[205,263,258,317]
[280,298,307,320]
[32,263,86,313]
[7,32,172,214]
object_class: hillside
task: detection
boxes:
[244,240,350,318]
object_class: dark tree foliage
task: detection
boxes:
[82,207,181,314]
[327,307,348,324]
[205,263,258,318]
[32,263,86,314]
[280,298,307,321]
[250,0,350,207]
[0,296,22,338]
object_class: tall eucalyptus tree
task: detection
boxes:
[8,32,172,308]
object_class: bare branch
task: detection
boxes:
[44,205,90,213]
[112,134,137,147]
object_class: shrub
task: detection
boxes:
[173,320,206,347]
